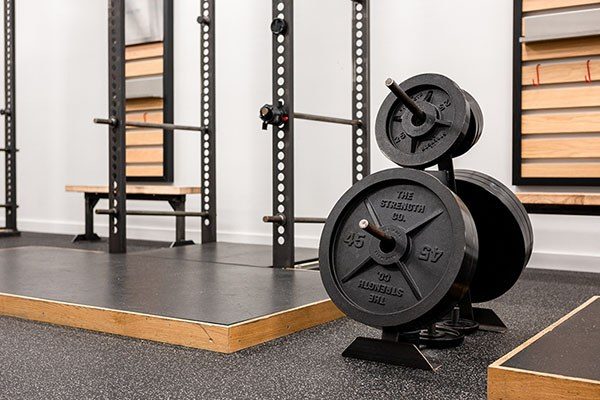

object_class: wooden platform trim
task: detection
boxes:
[0,293,343,354]
[488,296,600,400]
[523,0,600,12]
[517,192,600,206]
[65,185,201,195]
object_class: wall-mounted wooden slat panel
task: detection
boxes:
[523,0,600,12]
[126,111,163,124]
[522,137,600,158]
[125,42,163,61]
[523,37,600,61]
[126,147,164,164]
[126,130,164,146]
[126,165,164,177]
[522,86,600,109]
[523,111,600,133]
[126,58,163,78]
[522,162,600,177]
[125,98,164,112]
[523,59,600,86]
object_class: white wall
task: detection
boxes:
[6,0,600,271]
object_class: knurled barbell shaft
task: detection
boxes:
[385,78,427,123]
[359,219,394,243]
[263,215,326,224]
[94,118,205,133]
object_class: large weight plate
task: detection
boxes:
[452,91,484,157]
[375,74,471,168]
[319,168,478,330]
[455,170,533,303]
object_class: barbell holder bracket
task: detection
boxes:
[263,215,326,225]
[294,112,362,127]
[94,117,206,133]
[197,16,211,25]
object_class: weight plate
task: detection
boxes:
[452,91,484,157]
[455,170,533,303]
[319,168,478,330]
[375,74,470,168]
[419,326,465,349]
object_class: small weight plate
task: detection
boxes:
[375,74,470,168]
[455,170,533,303]
[319,168,478,330]
[452,91,484,157]
[419,326,465,349]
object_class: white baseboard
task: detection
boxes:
[527,252,600,273]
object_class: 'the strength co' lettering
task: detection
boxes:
[379,200,426,214]
[357,279,404,298]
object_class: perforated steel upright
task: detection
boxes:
[1,0,19,236]
[199,0,217,243]
[269,0,370,268]
[107,0,127,253]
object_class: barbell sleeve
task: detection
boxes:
[385,78,427,123]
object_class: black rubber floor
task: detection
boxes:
[0,234,598,399]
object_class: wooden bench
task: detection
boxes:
[516,192,600,215]
[66,185,201,247]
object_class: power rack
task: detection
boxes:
[0,0,19,237]
[261,0,371,268]
[98,0,216,253]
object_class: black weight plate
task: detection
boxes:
[453,91,484,157]
[319,168,478,330]
[455,170,533,303]
[375,74,470,168]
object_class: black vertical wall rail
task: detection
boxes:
[272,0,295,268]
[200,0,216,243]
[352,0,370,183]
[162,0,175,183]
[512,0,523,185]
[3,0,18,234]
[108,0,127,253]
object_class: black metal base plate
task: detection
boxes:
[473,307,507,333]
[141,242,319,268]
[0,246,329,325]
[170,240,195,248]
[0,229,21,238]
[72,233,102,243]
[343,337,439,371]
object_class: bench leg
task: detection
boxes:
[73,194,101,243]
[169,197,195,248]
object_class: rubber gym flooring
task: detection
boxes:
[0,232,599,399]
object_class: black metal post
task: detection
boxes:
[107,0,127,253]
[270,0,295,268]
[72,194,101,242]
[163,0,174,182]
[200,0,217,243]
[2,0,18,236]
[352,0,370,184]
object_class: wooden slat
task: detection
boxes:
[523,0,600,12]
[65,185,201,195]
[126,57,163,78]
[523,60,600,86]
[523,37,600,61]
[126,111,163,124]
[125,42,163,61]
[523,111,600,134]
[126,165,164,177]
[516,192,600,206]
[228,301,344,353]
[523,137,600,158]
[522,162,600,177]
[125,98,163,112]
[522,86,600,110]
[126,130,164,146]
[126,147,163,164]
